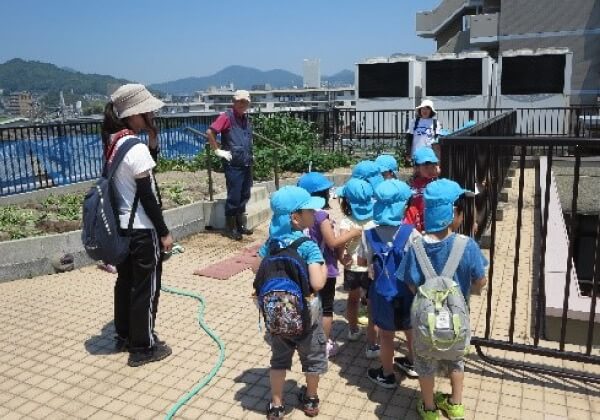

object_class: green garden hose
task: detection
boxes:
[161,284,226,419]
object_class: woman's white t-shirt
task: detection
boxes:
[408,118,442,156]
[111,135,159,230]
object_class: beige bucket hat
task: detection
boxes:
[110,84,165,119]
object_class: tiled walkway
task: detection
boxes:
[1,168,599,419]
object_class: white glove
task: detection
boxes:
[215,149,232,161]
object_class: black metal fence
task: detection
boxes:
[0,115,214,196]
[441,113,600,382]
[1,106,599,197]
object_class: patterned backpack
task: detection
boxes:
[411,235,471,361]
[253,237,314,337]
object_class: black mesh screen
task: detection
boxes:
[358,62,409,98]
[425,58,483,96]
[501,55,565,94]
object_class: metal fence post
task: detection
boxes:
[206,147,214,202]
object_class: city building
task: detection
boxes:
[416,0,600,104]
[161,86,355,115]
[6,92,33,117]
[303,59,321,88]
[201,86,354,112]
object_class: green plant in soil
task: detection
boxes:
[156,114,357,180]
[0,207,41,239]
[163,183,192,206]
[39,194,83,220]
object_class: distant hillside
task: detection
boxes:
[324,69,355,87]
[150,65,355,94]
[0,58,130,95]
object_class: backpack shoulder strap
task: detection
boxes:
[413,237,438,281]
[441,234,469,278]
[106,138,143,181]
[365,228,385,257]
[288,236,311,251]
[392,224,414,251]
[413,117,420,132]
[433,119,437,134]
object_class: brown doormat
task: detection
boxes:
[193,243,261,280]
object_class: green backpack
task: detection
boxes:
[411,235,470,361]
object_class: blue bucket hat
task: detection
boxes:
[373,180,412,226]
[374,154,398,174]
[343,178,374,221]
[352,160,384,189]
[269,186,325,238]
[413,147,439,165]
[423,179,474,232]
[297,172,334,194]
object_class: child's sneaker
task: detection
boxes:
[417,399,440,420]
[266,402,285,419]
[435,392,465,420]
[347,326,362,341]
[298,386,319,417]
[367,366,397,389]
[365,343,381,359]
[394,356,419,378]
[357,305,369,325]
[326,339,339,358]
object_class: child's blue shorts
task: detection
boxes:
[369,281,413,332]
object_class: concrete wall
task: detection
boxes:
[0,173,353,283]
[499,0,600,104]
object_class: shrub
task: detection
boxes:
[156,113,356,180]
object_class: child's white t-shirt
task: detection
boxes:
[338,216,376,272]
[408,118,442,156]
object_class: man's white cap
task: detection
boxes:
[233,90,251,102]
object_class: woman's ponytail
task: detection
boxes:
[101,101,126,155]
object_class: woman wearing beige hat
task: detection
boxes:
[101,84,172,367]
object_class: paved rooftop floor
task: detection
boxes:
[1,168,599,419]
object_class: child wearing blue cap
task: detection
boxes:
[338,178,379,352]
[357,179,421,388]
[397,179,487,420]
[255,186,328,418]
[374,154,398,180]
[298,172,363,358]
[351,160,384,189]
[405,147,440,232]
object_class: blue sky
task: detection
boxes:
[1,0,440,84]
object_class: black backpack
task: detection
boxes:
[81,138,141,265]
[253,237,314,337]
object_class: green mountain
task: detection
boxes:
[0,58,130,95]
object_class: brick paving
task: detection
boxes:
[1,167,600,419]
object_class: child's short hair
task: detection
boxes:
[340,197,352,217]
[311,188,330,209]
[455,194,467,214]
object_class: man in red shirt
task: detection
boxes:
[206,90,254,240]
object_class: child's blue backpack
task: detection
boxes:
[253,237,315,337]
[365,224,414,301]
[81,138,141,266]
